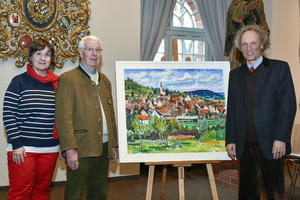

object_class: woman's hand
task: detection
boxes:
[58,150,65,160]
[12,147,26,165]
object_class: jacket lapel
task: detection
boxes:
[238,64,248,106]
[253,57,271,104]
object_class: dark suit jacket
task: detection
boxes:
[225,57,296,159]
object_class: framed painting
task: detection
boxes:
[116,61,231,163]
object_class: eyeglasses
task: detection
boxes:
[240,42,260,49]
[84,48,103,54]
[34,51,51,58]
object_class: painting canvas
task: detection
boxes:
[116,61,231,163]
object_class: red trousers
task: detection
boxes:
[7,152,58,200]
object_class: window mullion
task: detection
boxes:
[153,0,214,62]
[165,35,172,61]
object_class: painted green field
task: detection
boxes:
[128,139,226,154]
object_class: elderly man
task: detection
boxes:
[55,35,118,200]
[225,25,296,199]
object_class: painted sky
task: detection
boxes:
[124,68,225,93]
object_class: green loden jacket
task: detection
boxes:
[55,66,118,158]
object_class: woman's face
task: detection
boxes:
[30,46,51,72]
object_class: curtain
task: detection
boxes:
[140,0,176,61]
[194,0,233,61]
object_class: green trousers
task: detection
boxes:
[64,142,109,200]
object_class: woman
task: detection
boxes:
[3,39,60,200]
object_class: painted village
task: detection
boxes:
[124,78,227,154]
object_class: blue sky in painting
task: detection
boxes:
[124,68,225,93]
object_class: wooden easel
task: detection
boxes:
[144,39,220,200]
[145,161,220,200]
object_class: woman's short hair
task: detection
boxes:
[78,35,101,50]
[234,24,270,53]
[28,39,55,69]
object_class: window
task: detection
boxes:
[154,0,213,61]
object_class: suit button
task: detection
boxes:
[97,118,101,122]
[98,131,101,135]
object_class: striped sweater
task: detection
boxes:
[3,72,59,153]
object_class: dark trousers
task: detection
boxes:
[239,142,285,200]
[64,142,109,200]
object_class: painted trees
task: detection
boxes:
[197,116,209,140]
[149,115,171,146]
[131,115,147,151]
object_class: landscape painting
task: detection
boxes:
[116,61,231,163]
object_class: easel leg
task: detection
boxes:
[206,163,219,200]
[160,165,167,200]
[178,167,185,200]
[146,165,155,200]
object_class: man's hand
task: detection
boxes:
[13,147,26,165]
[272,140,286,159]
[226,143,236,160]
[111,147,118,163]
[66,149,79,170]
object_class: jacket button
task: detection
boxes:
[98,131,101,135]
[97,118,101,122]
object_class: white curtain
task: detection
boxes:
[194,0,233,61]
[140,0,176,61]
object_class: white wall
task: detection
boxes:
[0,0,140,186]
[270,0,300,124]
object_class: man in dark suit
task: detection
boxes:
[225,24,297,199]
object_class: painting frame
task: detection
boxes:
[116,61,231,163]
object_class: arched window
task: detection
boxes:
[154,0,213,61]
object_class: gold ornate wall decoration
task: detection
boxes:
[0,0,91,68]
